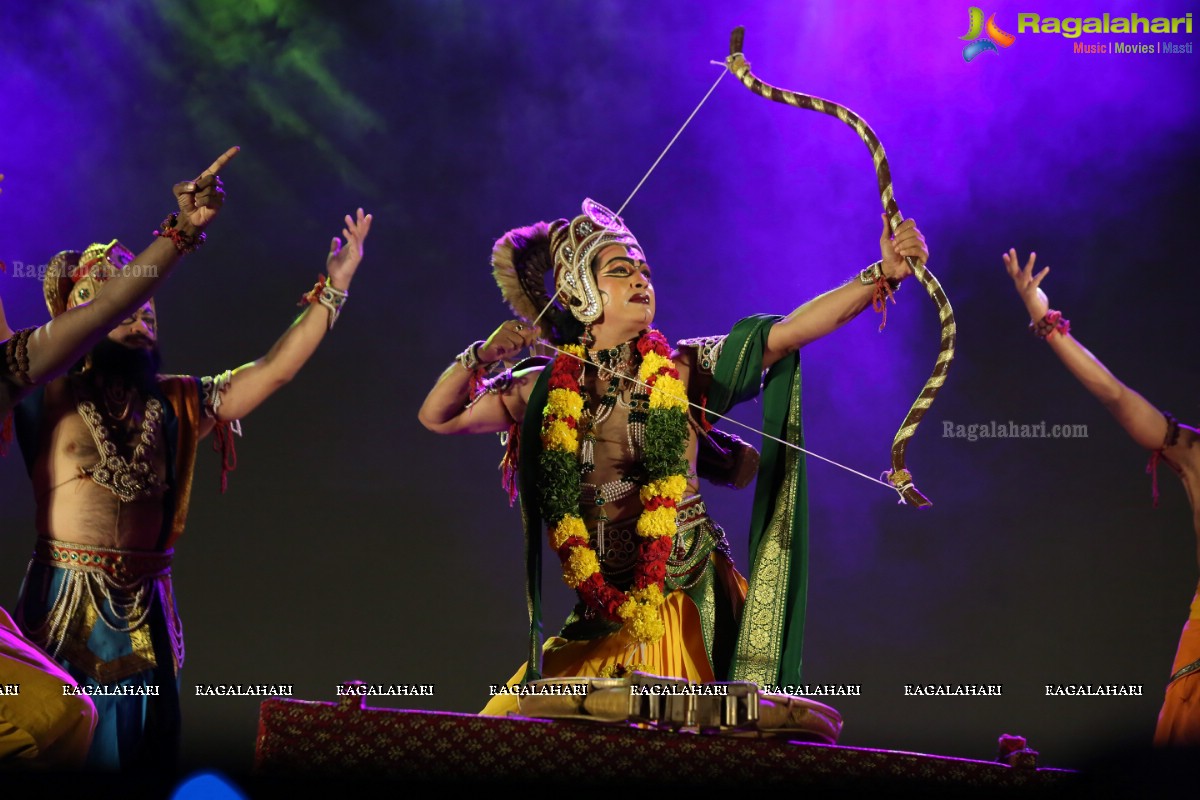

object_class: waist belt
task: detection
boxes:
[1169,658,1200,686]
[596,496,728,589]
[34,538,173,584]
[24,538,183,682]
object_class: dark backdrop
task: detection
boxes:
[1,0,1197,780]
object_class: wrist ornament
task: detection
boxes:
[154,212,206,254]
[458,340,500,403]
[858,260,902,293]
[1029,309,1070,339]
[457,341,490,372]
[859,260,900,331]
[298,275,349,330]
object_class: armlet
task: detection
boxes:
[676,335,726,375]
[3,327,36,387]
[200,370,234,419]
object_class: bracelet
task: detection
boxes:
[857,260,901,292]
[1029,309,1070,339]
[317,281,349,330]
[153,212,206,254]
[4,326,35,386]
[859,260,900,332]
[1162,411,1180,449]
[298,275,349,330]
[457,341,488,372]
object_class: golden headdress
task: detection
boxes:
[492,199,644,338]
[44,239,137,318]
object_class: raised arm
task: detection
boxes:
[198,209,371,432]
[762,216,928,369]
[418,319,542,435]
[1003,248,1170,451]
[1,147,238,416]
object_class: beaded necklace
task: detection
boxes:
[75,381,164,501]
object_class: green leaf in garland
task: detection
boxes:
[538,448,582,524]
[643,408,689,480]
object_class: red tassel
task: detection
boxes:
[0,414,12,457]
[298,275,327,307]
[499,422,520,507]
[467,368,487,401]
[212,420,239,494]
[1146,450,1162,508]
[698,395,713,433]
[871,276,897,332]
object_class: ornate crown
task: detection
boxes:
[44,239,136,318]
[548,199,643,324]
[492,199,645,341]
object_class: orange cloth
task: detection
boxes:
[1153,591,1200,747]
[480,569,745,717]
[0,606,97,767]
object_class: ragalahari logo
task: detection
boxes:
[961,7,1016,61]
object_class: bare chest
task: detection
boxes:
[32,386,170,547]
[578,368,700,518]
[47,397,168,487]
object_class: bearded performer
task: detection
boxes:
[1,151,235,769]
[1004,249,1200,748]
[7,198,371,771]
[419,200,928,715]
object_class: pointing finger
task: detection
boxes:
[198,146,241,179]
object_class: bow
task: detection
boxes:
[723,27,956,508]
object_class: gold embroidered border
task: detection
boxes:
[730,367,802,685]
[57,597,158,684]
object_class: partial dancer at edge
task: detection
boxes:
[1005,248,1199,747]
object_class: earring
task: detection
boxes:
[580,323,595,348]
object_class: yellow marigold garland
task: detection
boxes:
[538,330,688,645]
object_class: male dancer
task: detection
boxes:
[421,201,927,714]
[1,149,235,767]
[10,185,371,769]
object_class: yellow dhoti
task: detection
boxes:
[1153,589,1200,747]
[482,551,747,717]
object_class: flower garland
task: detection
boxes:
[539,329,689,644]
